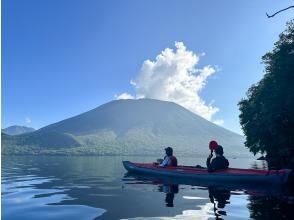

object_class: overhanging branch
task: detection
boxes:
[266,6,294,18]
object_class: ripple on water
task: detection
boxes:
[2,174,106,220]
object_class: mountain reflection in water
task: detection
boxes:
[2,156,294,220]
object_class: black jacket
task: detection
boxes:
[206,155,229,172]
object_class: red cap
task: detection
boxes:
[209,140,218,150]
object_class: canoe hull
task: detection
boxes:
[122,161,291,185]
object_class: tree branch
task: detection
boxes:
[266,6,294,18]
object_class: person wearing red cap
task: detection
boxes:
[206,141,229,172]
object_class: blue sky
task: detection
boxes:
[2,0,293,134]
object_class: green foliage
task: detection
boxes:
[238,20,294,168]
[3,131,81,148]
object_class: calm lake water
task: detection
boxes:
[2,156,294,220]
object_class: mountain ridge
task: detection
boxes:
[38,99,241,136]
[2,99,248,156]
[2,125,35,135]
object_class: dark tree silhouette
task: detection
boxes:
[239,20,294,169]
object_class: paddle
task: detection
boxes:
[209,140,218,156]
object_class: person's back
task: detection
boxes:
[207,155,229,171]
[207,145,229,172]
[169,155,178,167]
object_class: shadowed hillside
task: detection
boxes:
[2,125,35,135]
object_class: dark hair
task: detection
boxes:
[165,147,173,156]
[215,145,224,155]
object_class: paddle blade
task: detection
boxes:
[209,140,218,150]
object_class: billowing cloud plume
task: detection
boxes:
[116,42,223,124]
[213,119,224,126]
[115,93,135,100]
[25,117,31,124]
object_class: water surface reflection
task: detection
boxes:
[2,156,294,220]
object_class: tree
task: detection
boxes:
[238,20,294,168]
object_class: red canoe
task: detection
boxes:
[123,161,291,185]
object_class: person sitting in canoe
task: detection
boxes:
[158,147,178,167]
[207,143,229,172]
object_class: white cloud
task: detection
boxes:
[25,117,31,124]
[115,93,134,100]
[117,42,223,123]
[124,202,214,219]
[213,119,224,126]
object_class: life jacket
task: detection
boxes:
[169,156,178,167]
